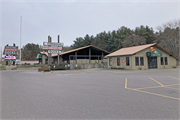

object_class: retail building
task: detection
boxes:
[106,43,178,70]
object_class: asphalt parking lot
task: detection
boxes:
[1,67,180,119]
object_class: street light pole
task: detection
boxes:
[58,35,60,64]
[20,16,22,62]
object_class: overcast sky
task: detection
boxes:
[1,0,179,50]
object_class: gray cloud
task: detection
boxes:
[1,0,179,50]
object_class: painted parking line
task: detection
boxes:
[125,78,180,101]
[164,86,180,90]
[149,77,164,86]
[135,85,163,90]
[135,84,180,90]
[126,87,180,100]
[125,78,127,88]
[168,76,180,80]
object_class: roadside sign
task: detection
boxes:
[5,46,18,49]
[43,35,64,65]
[48,50,61,54]
[4,46,18,55]
[4,51,17,55]
[4,48,18,51]
[43,46,62,50]
[43,42,64,47]
[5,55,17,61]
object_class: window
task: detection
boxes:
[135,57,139,66]
[126,57,130,66]
[117,57,120,66]
[164,57,168,65]
[140,57,144,66]
[109,58,112,66]
[161,57,164,65]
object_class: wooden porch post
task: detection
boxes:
[101,52,104,63]
[75,51,77,64]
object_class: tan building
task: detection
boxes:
[106,43,178,70]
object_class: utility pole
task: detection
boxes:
[20,16,22,62]
[58,35,60,64]
[0,47,2,62]
[48,35,50,65]
[50,36,52,64]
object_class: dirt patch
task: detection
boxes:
[38,65,50,72]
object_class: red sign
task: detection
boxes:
[113,61,117,63]
[43,46,62,50]
[122,60,126,63]
[4,48,18,51]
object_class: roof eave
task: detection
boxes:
[52,45,110,57]
[106,54,133,57]
[155,44,179,60]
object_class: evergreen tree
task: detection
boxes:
[99,34,106,50]
[134,25,156,44]
[90,35,96,46]
[84,34,91,46]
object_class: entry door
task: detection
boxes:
[148,57,157,69]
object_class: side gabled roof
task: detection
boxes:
[154,44,178,60]
[52,45,110,57]
[106,43,156,57]
[106,43,178,60]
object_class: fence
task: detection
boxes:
[70,59,107,64]
[69,59,108,69]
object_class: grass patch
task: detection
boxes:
[1,61,12,66]
[0,65,6,71]
[44,69,51,72]
[17,64,44,68]
[12,67,17,70]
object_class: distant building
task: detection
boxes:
[37,45,110,66]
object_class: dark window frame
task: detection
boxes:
[140,57,144,66]
[161,57,164,65]
[117,57,120,66]
[164,57,168,65]
[126,57,130,66]
[109,58,112,66]
[135,57,139,66]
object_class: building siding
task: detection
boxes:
[107,55,132,69]
[107,46,177,70]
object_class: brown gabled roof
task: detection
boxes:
[106,43,178,60]
[106,43,156,57]
[51,45,110,57]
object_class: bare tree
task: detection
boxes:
[155,19,180,58]
[156,19,180,31]
[22,47,32,60]
[122,34,146,47]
